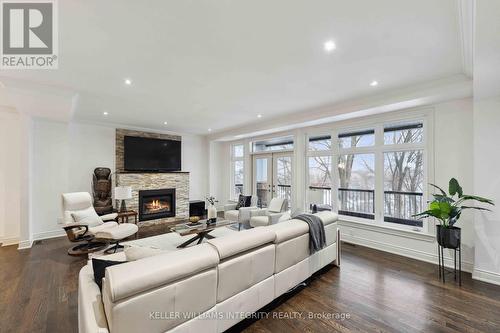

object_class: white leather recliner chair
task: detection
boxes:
[62,192,138,255]
[249,197,288,227]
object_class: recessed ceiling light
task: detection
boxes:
[103,111,109,116]
[323,40,336,53]
[370,80,378,87]
[208,128,212,132]
[124,78,132,85]
[163,121,168,125]
[257,114,262,118]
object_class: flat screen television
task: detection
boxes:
[124,136,181,172]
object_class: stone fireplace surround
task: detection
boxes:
[115,129,189,226]
[116,172,189,225]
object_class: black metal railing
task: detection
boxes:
[338,188,375,219]
[384,190,423,227]
[308,186,332,206]
[307,187,423,226]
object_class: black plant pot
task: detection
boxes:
[436,225,461,249]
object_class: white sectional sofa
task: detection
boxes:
[78,211,339,333]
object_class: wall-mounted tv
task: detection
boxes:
[124,136,181,172]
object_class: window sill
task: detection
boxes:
[338,217,435,242]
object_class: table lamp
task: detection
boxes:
[115,186,132,212]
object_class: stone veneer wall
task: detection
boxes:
[115,128,187,226]
[116,172,189,225]
[115,128,181,173]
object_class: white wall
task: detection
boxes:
[0,108,22,245]
[182,134,209,200]
[30,120,209,240]
[472,96,500,284]
[209,140,230,209]
[31,120,115,239]
[342,98,474,270]
[210,98,475,271]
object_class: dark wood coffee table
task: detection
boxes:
[171,219,235,248]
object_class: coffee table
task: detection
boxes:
[171,219,236,248]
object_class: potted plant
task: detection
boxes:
[414,178,494,248]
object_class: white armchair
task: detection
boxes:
[62,192,138,255]
[224,195,258,230]
[249,197,288,227]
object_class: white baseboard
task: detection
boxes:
[18,239,33,249]
[32,229,65,241]
[0,237,19,246]
[16,230,65,250]
[341,232,474,273]
[472,268,500,285]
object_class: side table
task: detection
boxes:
[116,210,138,224]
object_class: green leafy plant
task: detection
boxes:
[413,178,494,227]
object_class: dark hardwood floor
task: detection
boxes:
[1,227,500,333]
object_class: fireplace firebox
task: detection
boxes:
[138,188,176,221]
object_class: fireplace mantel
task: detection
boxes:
[116,172,189,225]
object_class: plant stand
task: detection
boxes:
[437,242,461,286]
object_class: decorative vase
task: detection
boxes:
[207,204,217,221]
[436,225,461,249]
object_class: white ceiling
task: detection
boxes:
[0,0,467,134]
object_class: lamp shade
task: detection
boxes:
[115,186,132,200]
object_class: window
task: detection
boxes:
[308,156,332,208]
[253,136,294,152]
[231,144,244,198]
[304,115,429,233]
[307,135,333,209]
[383,121,425,227]
[383,152,424,227]
[338,153,375,219]
[337,130,376,219]
[309,135,331,151]
[384,122,423,145]
[339,130,374,149]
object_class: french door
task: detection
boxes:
[252,152,292,209]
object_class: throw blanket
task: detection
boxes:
[294,213,326,254]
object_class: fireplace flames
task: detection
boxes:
[145,199,170,213]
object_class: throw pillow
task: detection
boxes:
[71,207,103,227]
[92,258,125,290]
[124,246,164,261]
[235,195,252,209]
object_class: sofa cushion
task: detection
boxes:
[216,244,275,302]
[207,227,275,260]
[124,246,164,261]
[104,243,219,302]
[314,211,338,226]
[266,220,309,243]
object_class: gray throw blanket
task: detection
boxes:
[294,213,326,254]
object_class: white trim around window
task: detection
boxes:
[305,107,435,235]
[230,143,245,200]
